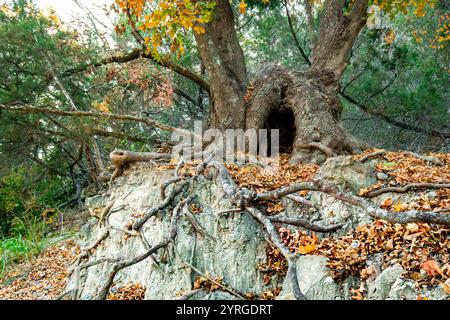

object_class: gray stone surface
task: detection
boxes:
[65,158,447,300]
[277,256,357,300]
[317,156,377,194]
[388,278,418,300]
[368,264,404,300]
[67,165,270,299]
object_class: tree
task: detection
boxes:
[113,0,444,163]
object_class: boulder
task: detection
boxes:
[368,264,404,300]
[277,255,356,300]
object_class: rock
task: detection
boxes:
[85,195,107,208]
[203,292,236,300]
[66,158,423,301]
[388,278,418,300]
[317,156,377,194]
[376,172,389,181]
[277,255,356,300]
[368,264,404,300]
[66,167,270,300]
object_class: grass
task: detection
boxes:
[0,215,48,279]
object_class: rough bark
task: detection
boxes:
[245,65,367,163]
[243,1,371,163]
[311,0,369,81]
[194,0,248,130]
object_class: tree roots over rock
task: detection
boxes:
[62,147,450,300]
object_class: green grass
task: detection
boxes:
[0,215,47,279]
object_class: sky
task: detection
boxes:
[34,0,112,22]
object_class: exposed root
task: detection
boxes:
[110,150,172,181]
[365,183,450,198]
[268,214,343,233]
[358,149,443,166]
[246,207,307,300]
[403,151,443,166]
[175,289,206,300]
[366,207,450,226]
[298,142,336,158]
[358,149,386,162]
[173,245,245,300]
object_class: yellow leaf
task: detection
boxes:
[393,202,407,212]
[297,243,316,255]
[238,1,247,14]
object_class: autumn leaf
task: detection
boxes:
[393,202,407,212]
[421,259,443,277]
[406,223,419,233]
[297,243,316,255]
[238,1,247,14]
[380,197,393,209]
[442,279,450,295]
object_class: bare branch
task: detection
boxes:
[64,48,210,92]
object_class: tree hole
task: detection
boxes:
[265,107,296,155]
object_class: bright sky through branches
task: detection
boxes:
[34,0,112,22]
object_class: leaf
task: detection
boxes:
[297,243,316,255]
[380,197,392,209]
[393,202,407,212]
[406,223,419,233]
[238,1,247,14]
[442,279,450,295]
[421,259,442,276]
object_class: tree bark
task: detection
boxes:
[194,0,248,130]
[311,0,369,81]
[244,0,370,162]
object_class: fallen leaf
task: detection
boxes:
[297,243,316,255]
[421,259,442,277]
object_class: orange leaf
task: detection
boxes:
[297,243,316,255]
[421,259,442,276]
[380,197,392,209]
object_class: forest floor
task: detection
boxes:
[0,150,448,300]
[0,239,79,299]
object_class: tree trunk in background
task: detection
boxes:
[194,0,248,130]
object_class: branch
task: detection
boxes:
[0,103,184,133]
[64,48,210,92]
[284,1,311,66]
[340,91,450,139]
[0,103,200,147]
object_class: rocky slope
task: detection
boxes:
[60,152,449,300]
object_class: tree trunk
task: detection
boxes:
[311,0,368,80]
[245,65,360,163]
[194,0,248,130]
[244,1,370,163]
[198,0,370,162]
